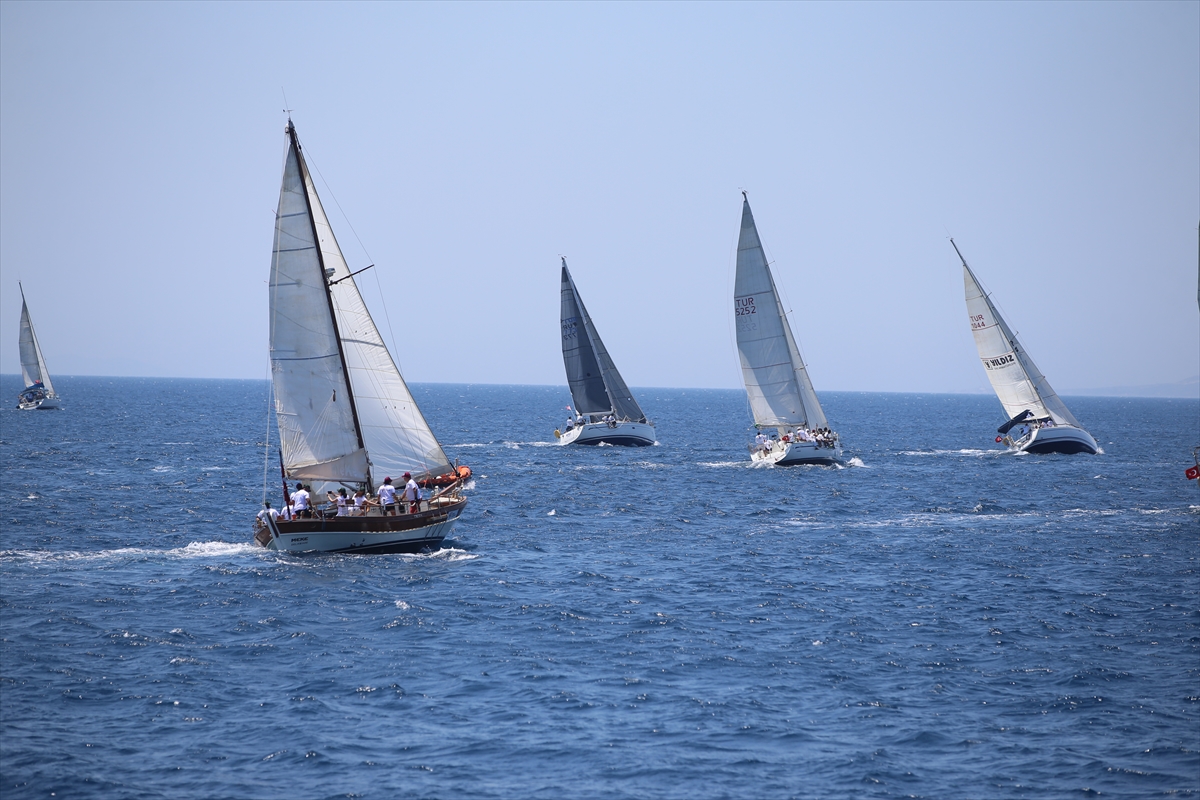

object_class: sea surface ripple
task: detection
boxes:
[1,376,1197,799]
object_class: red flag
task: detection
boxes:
[1186,465,1200,481]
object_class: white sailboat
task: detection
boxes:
[953,239,1098,455]
[734,194,841,466]
[254,120,467,554]
[556,258,656,446]
[16,283,60,410]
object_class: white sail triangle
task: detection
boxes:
[733,197,828,430]
[269,121,451,486]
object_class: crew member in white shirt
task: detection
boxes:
[257,501,279,527]
[377,477,398,516]
[403,472,420,514]
[292,483,311,518]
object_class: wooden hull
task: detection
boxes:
[256,496,466,554]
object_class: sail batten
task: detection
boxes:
[957,244,1081,429]
[733,198,828,430]
[559,260,647,423]
[269,121,451,486]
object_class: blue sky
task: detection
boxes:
[1,1,1196,394]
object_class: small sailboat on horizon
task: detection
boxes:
[254,119,467,554]
[953,239,1098,455]
[556,258,656,446]
[16,283,60,410]
[734,194,841,466]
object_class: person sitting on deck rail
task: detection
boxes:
[256,501,278,527]
[378,477,398,516]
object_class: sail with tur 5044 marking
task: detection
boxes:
[955,239,1080,428]
[269,120,451,486]
[733,196,828,431]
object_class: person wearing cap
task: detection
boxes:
[403,472,420,514]
[377,477,398,516]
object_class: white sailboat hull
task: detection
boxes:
[259,498,466,555]
[750,438,842,466]
[1009,424,1098,455]
[558,421,656,447]
[17,395,59,410]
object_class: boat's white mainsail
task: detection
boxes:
[18,284,54,395]
[733,197,827,431]
[269,121,451,486]
[955,240,1081,428]
[559,260,647,424]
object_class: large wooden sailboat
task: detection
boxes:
[254,120,466,554]
[733,194,841,466]
[953,239,1098,455]
[16,284,60,410]
[556,258,656,446]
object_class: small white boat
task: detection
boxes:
[16,284,60,410]
[254,120,466,554]
[733,194,841,466]
[556,258,656,447]
[953,240,1098,455]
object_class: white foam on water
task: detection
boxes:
[0,541,260,565]
[547,509,556,516]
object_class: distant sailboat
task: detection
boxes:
[734,194,841,466]
[953,239,1098,455]
[556,258,655,446]
[254,120,467,554]
[16,283,59,410]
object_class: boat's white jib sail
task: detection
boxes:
[734,197,828,431]
[17,284,57,406]
[559,259,647,424]
[269,122,451,486]
[956,241,1081,429]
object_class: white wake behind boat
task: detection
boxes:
[954,240,1098,455]
[254,120,466,555]
[556,258,655,447]
[16,284,60,410]
[733,194,841,466]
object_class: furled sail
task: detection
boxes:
[955,240,1081,428]
[269,121,451,485]
[559,260,647,423]
[733,197,827,430]
[18,285,54,395]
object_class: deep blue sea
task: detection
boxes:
[1,374,1197,799]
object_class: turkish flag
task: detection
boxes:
[1186,465,1200,481]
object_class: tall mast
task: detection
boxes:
[286,120,368,470]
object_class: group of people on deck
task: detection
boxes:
[564,412,621,432]
[755,426,839,453]
[257,473,426,525]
